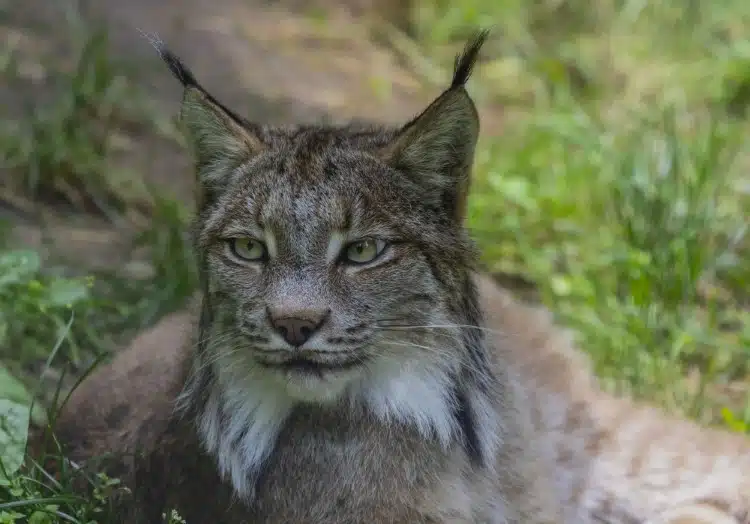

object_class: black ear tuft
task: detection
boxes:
[139,31,200,89]
[156,46,200,89]
[450,29,490,90]
[142,31,252,131]
[139,30,265,201]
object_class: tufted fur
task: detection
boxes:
[46,31,750,524]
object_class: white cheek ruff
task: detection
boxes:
[191,334,500,501]
[357,358,460,449]
[196,377,294,499]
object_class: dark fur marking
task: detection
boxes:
[452,384,484,468]
[344,323,366,334]
[351,253,406,275]
[451,30,490,89]
[175,254,219,418]
[256,355,368,373]
[420,248,449,291]
[244,334,271,343]
[326,336,365,345]
[458,277,492,394]
[148,35,254,132]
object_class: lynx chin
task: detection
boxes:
[45,30,750,524]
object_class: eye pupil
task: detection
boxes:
[229,238,266,262]
[343,238,385,265]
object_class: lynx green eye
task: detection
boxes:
[228,238,267,262]
[342,238,387,265]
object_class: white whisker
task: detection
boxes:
[373,322,509,337]
[381,340,489,377]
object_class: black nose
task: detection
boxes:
[269,315,325,347]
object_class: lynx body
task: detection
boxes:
[49,33,750,524]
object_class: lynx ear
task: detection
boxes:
[153,41,264,201]
[380,30,488,221]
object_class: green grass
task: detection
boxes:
[1,0,750,520]
[469,105,749,418]
[0,6,197,518]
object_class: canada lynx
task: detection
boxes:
[48,32,750,523]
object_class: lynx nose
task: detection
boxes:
[268,311,328,347]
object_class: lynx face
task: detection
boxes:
[199,134,471,402]
[162,27,488,404]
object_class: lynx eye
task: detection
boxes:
[342,238,387,265]
[228,238,267,262]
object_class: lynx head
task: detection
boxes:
[157,31,501,498]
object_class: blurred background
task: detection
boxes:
[0,0,749,518]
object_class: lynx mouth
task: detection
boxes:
[254,351,367,374]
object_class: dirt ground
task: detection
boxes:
[2,0,508,276]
